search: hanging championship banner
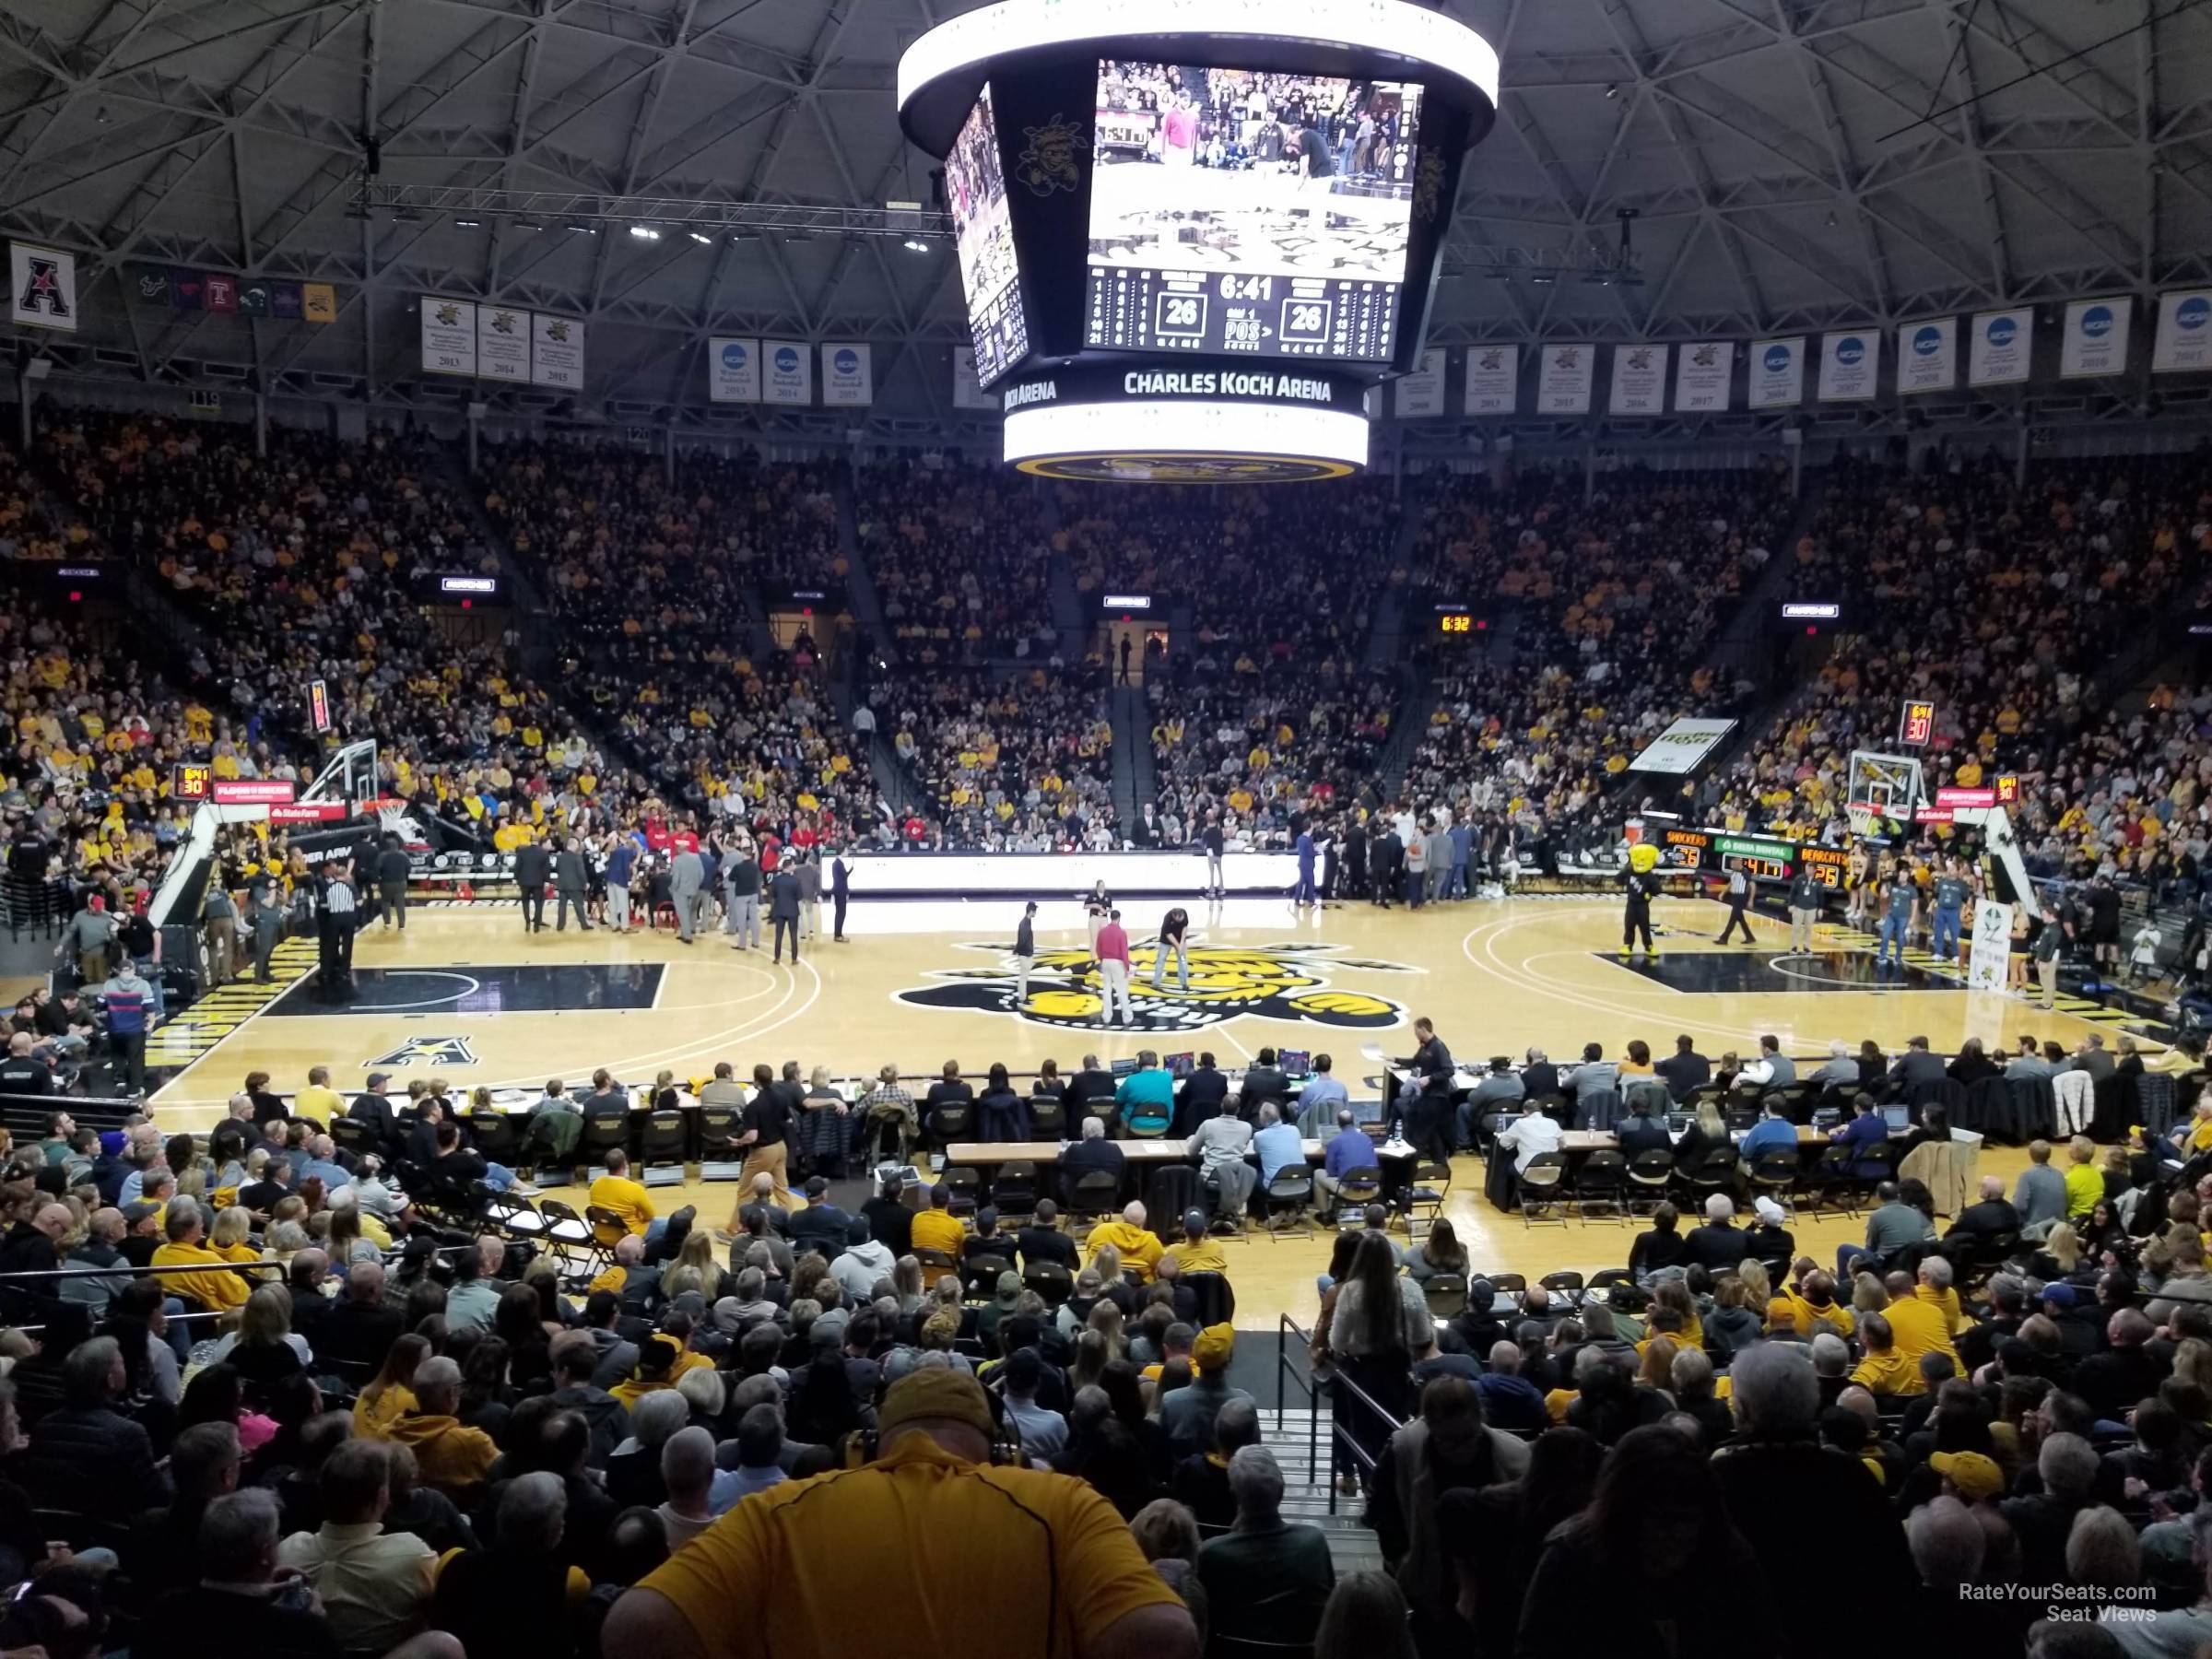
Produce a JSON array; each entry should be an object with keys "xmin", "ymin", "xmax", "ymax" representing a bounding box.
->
[
  {"xmin": 821, "ymin": 342, "xmax": 873, "ymax": 406},
  {"xmin": 476, "ymin": 304, "xmax": 529, "ymax": 382},
  {"xmin": 1897, "ymin": 317, "xmax": 1956, "ymax": 394},
  {"xmin": 763, "ymin": 339, "xmax": 812, "ymax": 405},
  {"xmin": 1394, "ymin": 348, "xmax": 1447, "ymax": 418},
  {"xmin": 1535, "ymin": 344, "xmax": 1593, "ymax": 414},
  {"xmin": 1748, "ymin": 337, "xmax": 1803, "ymax": 407},
  {"xmin": 709, "ymin": 337, "xmax": 761, "ymax": 403},
  {"xmin": 2060, "ymin": 298, "xmax": 2129, "ymax": 378},
  {"xmin": 9, "ymin": 243, "xmax": 77, "ymax": 333},
  {"xmin": 1818, "ymin": 329, "xmax": 1878, "ymax": 400},
  {"xmin": 530, "ymin": 312, "xmax": 585, "ymax": 390},
  {"xmin": 1968, "ymin": 307, "xmax": 2033, "ymax": 386},
  {"xmin": 1463, "ymin": 345, "xmax": 1517, "ymax": 415},
  {"xmin": 1608, "ymin": 343, "xmax": 1668, "ymax": 415},
  {"xmin": 952, "ymin": 347, "xmax": 995, "ymax": 411},
  {"xmin": 1673, "ymin": 341, "xmax": 1732, "ymax": 412},
  {"xmin": 419, "ymin": 297, "xmax": 477, "ymax": 376},
  {"xmin": 2152, "ymin": 289, "xmax": 2212, "ymax": 374}
]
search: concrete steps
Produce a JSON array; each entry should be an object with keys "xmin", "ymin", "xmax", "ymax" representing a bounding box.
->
[{"xmin": 1254, "ymin": 1406, "xmax": 1385, "ymax": 1572}]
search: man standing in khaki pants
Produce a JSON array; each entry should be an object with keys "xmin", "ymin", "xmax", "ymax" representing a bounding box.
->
[
  {"xmin": 734, "ymin": 1061, "xmax": 795, "ymax": 1205},
  {"xmin": 2032, "ymin": 905, "xmax": 2065, "ymax": 1009},
  {"xmin": 1785, "ymin": 867, "xmax": 1821, "ymax": 956}
]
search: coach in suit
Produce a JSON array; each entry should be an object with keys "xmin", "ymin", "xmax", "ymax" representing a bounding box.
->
[
  {"xmin": 514, "ymin": 839, "xmax": 552, "ymax": 933},
  {"xmin": 555, "ymin": 838, "xmax": 593, "ymax": 932},
  {"xmin": 769, "ymin": 866, "xmax": 803, "ymax": 965},
  {"xmin": 671, "ymin": 848, "xmax": 706, "ymax": 943}
]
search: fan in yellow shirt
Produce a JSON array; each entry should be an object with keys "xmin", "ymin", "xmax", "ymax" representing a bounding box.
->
[{"xmin": 1085, "ymin": 1206, "xmax": 1165, "ymax": 1284}]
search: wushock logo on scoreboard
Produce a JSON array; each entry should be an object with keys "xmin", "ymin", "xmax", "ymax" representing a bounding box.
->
[{"xmin": 896, "ymin": 941, "xmax": 1419, "ymax": 1033}]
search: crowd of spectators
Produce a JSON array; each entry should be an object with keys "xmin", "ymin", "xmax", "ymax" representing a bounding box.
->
[
  {"xmin": 477, "ymin": 438, "xmax": 875, "ymax": 842},
  {"xmin": 853, "ymin": 456, "xmax": 1058, "ymax": 664},
  {"xmin": 33, "ymin": 414, "xmax": 606, "ymax": 848},
  {"xmin": 1147, "ymin": 669, "xmax": 1397, "ymax": 847},
  {"xmin": 872, "ymin": 665, "xmax": 1118, "ymax": 850},
  {"xmin": 1701, "ymin": 452, "xmax": 2212, "ymax": 865},
  {"xmin": 1396, "ymin": 463, "xmax": 1785, "ymax": 853}
]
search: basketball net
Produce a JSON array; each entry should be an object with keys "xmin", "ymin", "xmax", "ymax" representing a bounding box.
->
[{"xmin": 1845, "ymin": 801, "xmax": 1879, "ymax": 841}]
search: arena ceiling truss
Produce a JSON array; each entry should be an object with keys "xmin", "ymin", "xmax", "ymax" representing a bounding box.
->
[{"xmin": 0, "ymin": 0, "xmax": 2207, "ymax": 428}]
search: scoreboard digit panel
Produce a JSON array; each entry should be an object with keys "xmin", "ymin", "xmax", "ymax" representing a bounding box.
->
[
  {"xmin": 1797, "ymin": 845, "xmax": 1850, "ymax": 888},
  {"xmin": 1661, "ymin": 828, "xmax": 1712, "ymax": 871},
  {"xmin": 1898, "ymin": 699, "xmax": 1936, "ymax": 747}
]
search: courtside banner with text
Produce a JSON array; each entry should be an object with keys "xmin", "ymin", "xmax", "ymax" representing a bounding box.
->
[{"xmin": 1629, "ymin": 717, "xmax": 1739, "ymax": 774}]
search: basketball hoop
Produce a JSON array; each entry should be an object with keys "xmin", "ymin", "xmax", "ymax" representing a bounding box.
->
[{"xmin": 1846, "ymin": 801, "xmax": 1879, "ymax": 841}]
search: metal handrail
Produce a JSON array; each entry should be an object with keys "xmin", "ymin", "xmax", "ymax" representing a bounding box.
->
[{"xmin": 1275, "ymin": 1312, "xmax": 1328, "ymax": 1513}]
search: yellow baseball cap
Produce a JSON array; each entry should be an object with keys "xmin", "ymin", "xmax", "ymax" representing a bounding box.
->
[
  {"xmin": 1931, "ymin": 1451, "xmax": 2004, "ymax": 1501},
  {"xmin": 1192, "ymin": 1324, "xmax": 1236, "ymax": 1371},
  {"xmin": 878, "ymin": 1368, "xmax": 995, "ymax": 1441}
]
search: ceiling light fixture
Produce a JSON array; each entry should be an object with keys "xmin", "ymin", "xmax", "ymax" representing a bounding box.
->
[
  {"xmin": 1604, "ymin": 83, "xmax": 1619, "ymax": 99},
  {"xmin": 567, "ymin": 222, "xmax": 596, "ymax": 234},
  {"xmin": 454, "ymin": 217, "xmax": 483, "ymax": 228},
  {"xmin": 688, "ymin": 230, "xmax": 712, "ymax": 244},
  {"xmin": 629, "ymin": 224, "xmax": 662, "ymax": 241},
  {"xmin": 902, "ymin": 237, "xmax": 930, "ymax": 253}
]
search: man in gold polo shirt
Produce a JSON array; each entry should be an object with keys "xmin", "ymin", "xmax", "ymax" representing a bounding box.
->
[
  {"xmin": 605, "ymin": 1370, "xmax": 1195, "ymax": 1659},
  {"xmin": 1084, "ymin": 1202, "xmax": 1165, "ymax": 1284}
]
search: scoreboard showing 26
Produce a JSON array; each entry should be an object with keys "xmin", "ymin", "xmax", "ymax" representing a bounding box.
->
[{"xmin": 1087, "ymin": 269, "xmax": 1394, "ymax": 358}]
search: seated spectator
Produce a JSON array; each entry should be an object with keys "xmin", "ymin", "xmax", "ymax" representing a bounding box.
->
[
  {"xmin": 20, "ymin": 1335, "xmax": 168, "ymax": 1521},
  {"xmin": 382, "ymin": 1357, "xmax": 497, "ymax": 1501},
  {"xmin": 1194, "ymin": 1447, "xmax": 1334, "ymax": 1649},
  {"xmin": 430, "ymin": 1470, "xmax": 592, "ymax": 1657},
  {"xmin": 140, "ymin": 1488, "xmax": 345, "ymax": 1659},
  {"xmin": 276, "ymin": 1439, "xmax": 437, "ymax": 1653}
]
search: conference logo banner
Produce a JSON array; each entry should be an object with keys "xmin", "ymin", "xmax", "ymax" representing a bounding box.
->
[
  {"xmin": 708, "ymin": 337, "xmax": 761, "ymax": 403},
  {"xmin": 1818, "ymin": 329, "xmax": 1879, "ymax": 400},
  {"xmin": 419, "ymin": 296, "xmax": 477, "ymax": 376},
  {"xmin": 9, "ymin": 243, "xmax": 76, "ymax": 333},
  {"xmin": 763, "ymin": 339, "xmax": 812, "ymax": 405},
  {"xmin": 530, "ymin": 312, "xmax": 585, "ymax": 390},
  {"xmin": 1536, "ymin": 344, "xmax": 1594, "ymax": 414},
  {"xmin": 952, "ymin": 347, "xmax": 995, "ymax": 410},
  {"xmin": 130, "ymin": 264, "xmax": 334, "ymax": 323},
  {"xmin": 821, "ymin": 342, "xmax": 873, "ymax": 406},
  {"xmin": 476, "ymin": 304, "xmax": 529, "ymax": 382},
  {"xmin": 1608, "ymin": 343, "xmax": 1668, "ymax": 416},
  {"xmin": 1673, "ymin": 341, "xmax": 1732, "ymax": 412},
  {"xmin": 1394, "ymin": 347, "xmax": 1447, "ymax": 418},
  {"xmin": 2153, "ymin": 288, "xmax": 2212, "ymax": 374},
  {"xmin": 1628, "ymin": 716, "xmax": 1739, "ymax": 775},
  {"xmin": 1748, "ymin": 337, "xmax": 1803, "ymax": 407},
  {"xmin": 1463, "ymin": 344, "xmax": 1518, "ymax": 415},
  {"xmin": 2061, "ymin": 298, "xmax": 2129, "ymax": 378},
  {"xmin": 1968, "ymin": 307, "xmax": 2033, "ymax": 386},
  {"xmin": 1897, "ymin": 317, "xmax": 1956, "ymax": 394}
]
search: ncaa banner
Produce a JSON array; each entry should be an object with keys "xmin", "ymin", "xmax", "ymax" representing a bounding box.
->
[
  {"xmin": 1748, "ymin": 337, "xmax": 1803, "ymax": 407},
  {"xmin": 530, "ymin": 312, "xmax": 585, "ymax": 390},
  {"xmin": 1535, "ymin": 344, "xmax": 1594, "ymax": 414},
  {"xmin": 419, "ymin": 296, "xmax": 477, "ymax": 376},
  {"xmin": 708, "ymin": 337, "xmax": 761, "ymax": 402},
  {"xmin": 1394, "ymin": 347, "xmax": 1447, "ymax": 418},
  {"xmin": 763, "ymin": 339, "xmax": 812, "ymax": 405},
  {"xmin": 1673, "ymin": 341, "xmax": 1732, "ymax": 413},
  {"xmin": 1628, "ymin": 717, "xmax": 1739, "ymax": 775},
  {"xmin": 1968, "ymin": 307, "xmax": 2033, "ymax": 386},
  {"xmin": 1463, "ymin": 344, "xmax": 1517, "ymax": 415},
  {"xmin": 2060, "ymin": 298, "xmax": 2129, "ymax": 378},
  {"xmin": 821, "ymin": 342, "xmax": 873, "ymax": 406},
  {"xmin": 952, "ymin": 347, "xmax": 995, "ymax": 411},
  {"xmin": 9, "ymin": 243, "xmax": 77, "ymax": 333},
  {"xmin": 2152, "ymin": 289, "xmax": 2212, "ymax": 374},
  {"xmin": 476, "ymin": 304, "xmax": 529, "ymax": 382},
  {"xmin": 1896, "ymin": 317, "xmax": 1956, "ymax": 394},
  {"xmin": 1608, "ymin": 342, "xmax": 1668, "ymax": 415},
  {"xmin": 1818, "ymin": 329, "xmax": 1879, "ymax": 400}
]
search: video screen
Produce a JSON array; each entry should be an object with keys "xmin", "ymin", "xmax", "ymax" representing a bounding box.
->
[
  {"xmin": 1086, "ymin": 61, "xmax": 1424, "ymax": 361},
  {"xmin": 947, "ymin": 83, "xmax": 1029, "ymax": 388}
]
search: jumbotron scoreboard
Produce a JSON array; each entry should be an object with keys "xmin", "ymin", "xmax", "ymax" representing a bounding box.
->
[{"xmin": 898, "ymin": 0, "xmax": 1500, "ymax": 480}]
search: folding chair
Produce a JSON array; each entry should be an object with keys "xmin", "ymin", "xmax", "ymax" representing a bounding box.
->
[
  {"xmin": 1625, "ymin": 1148, "xmax": 1675, "ymax": 1217},
  {"xmin": 1748, "ymin": 1148, "xmax": 1802, "ymax": 1217},
  {"xmin": 961, "ymin": 1252, "xmax": 1014, "ymax": 1303},
  {"xmin": 1331, "ymin": 1164, "xmax": 1382, "ymax": 1226},
  {"xmin": 939, "ymin": 1166, "xmax": 984, "ymax": 1217},
  {"xmin": 1404, "ymin": 1160, "xmax": 1452, "ymax": 1230},
  {"xmin": 1023, "ymin": 1261, "xmax": 1075, "ymax": 1308},
  {"xmin": 1423, "ymin": 1273, "xmax": 1469, "ymax": 1321},
  {"xmin": 1540, "ymin": 1269, "xmax": 1585, "ymax": 1307},
  {"xmin": 1518, "ymin": 1151, "xmax": 1568, "ymax": 1226},
  {"xmin": 536, "ymin": 1198, "xmax": 606, "ymax": 1278},
  {"xmin": 1571, "ymin": 1150, "xmax": 1627, "ymax": 1224},
  {"xmin": 1263, "ymin": 1170, "xmax": 1315, "ymax": 1240},
  {"xmin": 1068, "ymin": 1170, "xmax": 1122, "ymax": 1234}
]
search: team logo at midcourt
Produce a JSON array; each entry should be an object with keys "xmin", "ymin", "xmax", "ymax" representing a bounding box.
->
[
  {"xmin": 896, "ymin": 941, "xmax": 1418, "ymax": 1032},
  {"xmin": 365, "ymin": 1035, "xmax": 480, "ymax": 1068}
]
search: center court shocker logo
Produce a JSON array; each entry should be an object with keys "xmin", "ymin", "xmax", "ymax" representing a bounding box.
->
[
  {"xmin": 366, "ymin": 1035, "xmax": 479, "ymax": 1068},
  {"xmin": 896, "ymin": 941, "xmax": 1418, "ymax": 1033}
]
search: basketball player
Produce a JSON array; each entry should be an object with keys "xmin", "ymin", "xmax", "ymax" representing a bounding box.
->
[
  {"xmin": 1622, "ymin": 862, "xmax": 1659, "ymax": 959},
  {"xmin": 1153, "ymin": 906, "xmax": 1192, "ymax": 993},
  {"xmin": 1715, "ymin": 862, "xmax": 1756, "ymax": 946}
]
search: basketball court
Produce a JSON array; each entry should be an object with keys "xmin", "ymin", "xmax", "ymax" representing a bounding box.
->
[
  {"xmin": 135, "ymin": 888, "xmax": 2146, "ymax": 1326},
  {"xmin": 147, "ymin": 889, "xmax": 2154, "ymax": 1121}
]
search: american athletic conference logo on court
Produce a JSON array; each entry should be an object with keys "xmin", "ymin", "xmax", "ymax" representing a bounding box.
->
[{"xmin": 895, "ymin": 941, "xmax": 1419, "ymax": 1033}]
